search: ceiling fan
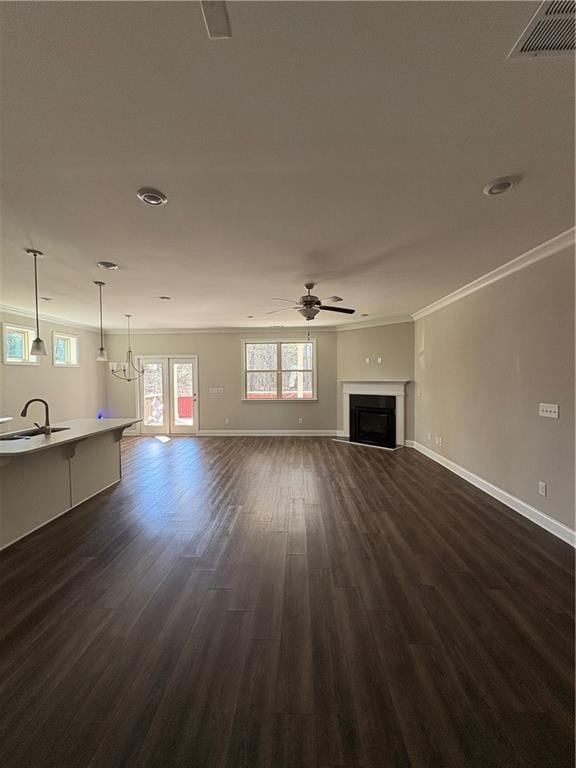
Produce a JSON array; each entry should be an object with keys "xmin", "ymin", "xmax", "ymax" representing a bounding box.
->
[{"xmin": 265, "ymin": 283, "xmax": 356, "ymax": 322}]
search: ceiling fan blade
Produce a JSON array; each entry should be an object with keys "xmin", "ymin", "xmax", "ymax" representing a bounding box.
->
[
  {"xmin": 264, "ymin": 307, "xmax": 298, "ymax": 315},
  {"xmin": 200, "ymin": 1, "xmax": 232, "ymax": 39},
  {"xmin": 320, "ymin": 296, "xmax": 343, "ymax": 303},
  {"xmin": 270, "ymin": 298, "xmax": 299, "ymax": 304},
  {"xmin": 318, "ymin": 305, "xmax": 356, "ymax": 314}
]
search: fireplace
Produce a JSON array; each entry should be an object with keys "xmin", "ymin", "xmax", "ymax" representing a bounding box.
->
[{"xmin": 349, "ymin": 394, "xmax": 396, "ymax": 448}]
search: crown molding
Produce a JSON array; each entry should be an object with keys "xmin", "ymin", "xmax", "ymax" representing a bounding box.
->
[
  {"xmin": 335, "ymin": 315, "xmax": 413, "ymax": 332},
  {"xmin": 0, "ymin": 304, "xmax": 100, "ymax": 333},
  {"xmin": 103, "ymin": 325, "xmax": 338, "ymax": 335},
  {"xmin": 412, "ymin": 226, "xmax": 575, "ymax": 321},
  {"xmin": 103, "ymin": 316, "xmax": 414, "ymax": 335}
]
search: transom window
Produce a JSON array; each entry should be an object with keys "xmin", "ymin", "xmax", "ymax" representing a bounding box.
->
[
  {"xmin": 244, "ymin": 341, "xmax": 316, "ymax": 400},
  {"xmin": 2, "ymin": 324, "xmax": 38, "ymax": 365},
  {"xmin": 52, "ymin": 332, "xmax": 79, "ymax": 367}
]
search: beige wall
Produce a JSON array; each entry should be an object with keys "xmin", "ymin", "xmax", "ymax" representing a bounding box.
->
[
  {"xmin": 104, "ymin": 329, "xmax": 337, "ymax": 431},
  {"xmin": 336, "ymin": 322, "xmax": 415, "ymax": 438},
  {"xmin": 0, "ymin": 311, "xmax": 106, "ymax": 431},
  {"xmin": 414, "ymin": 249, "xmax": 575, "ymax": 529}
]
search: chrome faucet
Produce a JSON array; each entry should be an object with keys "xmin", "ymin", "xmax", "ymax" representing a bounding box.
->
[{"xmin": 20, "ymin": 398, "xmax": 51, "ymax": 436}]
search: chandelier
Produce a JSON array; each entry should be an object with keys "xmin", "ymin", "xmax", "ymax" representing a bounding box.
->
[{"xmin": 110, "ymin": 314, "xmax": 144, "ymax": 382}]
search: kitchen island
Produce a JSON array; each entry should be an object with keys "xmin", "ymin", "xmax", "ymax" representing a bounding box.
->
[{"xmin": 0, "ymin": 418, "xmax": 140, "ymax": 549}]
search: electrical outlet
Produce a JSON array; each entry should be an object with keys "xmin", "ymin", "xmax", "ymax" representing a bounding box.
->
[
  {"xmin": 298, "ymin": 417, "xmax": 303, "ymax": 424},
  {"xmin": 538, "ymin": 481, "xmax": 547, "ymax": 497},
  {"xmin": 224, "ymin": 417, "xmax": 230, "ymax": 425},
  {"xmin": 438, "ymin": 436, "xmax": 443, "ymax": 447},
  {"xmin": 427, "ymin": 432, "xmax": 432, "ymax": 442},
  {"xmin": 539, "ymin": 403, "xmax": 559, "ymax": 419}
]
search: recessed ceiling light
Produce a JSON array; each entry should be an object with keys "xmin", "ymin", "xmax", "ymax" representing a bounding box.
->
[
  {"xmin": 361, "ymin": 313, "xmax": 369, "ymax": 317},
  {"xmin": 157, "ymin": 296, "xmax": 172, "ymax": 302},
  {"xmin": 40, "ymin": 296, "xmax": 53, "ymax": 302},
  {"xmin": 246, "ymin": 315, "xmax": 255, "ymax": 319},
  {"xmin": 482, "ymin": 176, "xmax": 519, "ymax": 196},
  {"xmin": 97, "ymin": 261, "xmax": 119, "ymax": 270},
  {"xmin": 137, "ymin": 187, "xmax": 168, "ymax": 206}
]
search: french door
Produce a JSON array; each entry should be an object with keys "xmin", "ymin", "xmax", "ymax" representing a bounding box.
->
[{"xmin": 138, "ymin": 357, "xmax": 198, "ymax": 435}]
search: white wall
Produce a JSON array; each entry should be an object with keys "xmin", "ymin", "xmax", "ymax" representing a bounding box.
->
[{"xmin": 0, "ymin": 311, "xmax": 106, "ymax": 431}]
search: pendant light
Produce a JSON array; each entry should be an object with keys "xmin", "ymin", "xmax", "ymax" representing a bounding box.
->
[
  {"xmin": 26, "ymin": 249, "xmax": 47, "ymax": 356},
  {"xmin": 110, "ymin": 314, "xmax": 144, "ymax": 382},
  {"xmin": 94, "ymin": 281, "xmax": 108, "ymax": 362}
]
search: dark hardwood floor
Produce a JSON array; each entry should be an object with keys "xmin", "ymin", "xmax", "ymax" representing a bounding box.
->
[{"xmin": 0, "ymin": 436, "xmax": 573, "ymax": 767}]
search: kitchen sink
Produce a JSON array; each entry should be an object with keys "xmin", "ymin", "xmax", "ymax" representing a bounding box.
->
[{"xmin": 0, "ymin": 427, "xmax": 70, "ymax": 441}]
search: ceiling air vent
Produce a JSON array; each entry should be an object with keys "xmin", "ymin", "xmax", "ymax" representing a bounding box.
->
[{"xmin": 508, "ymin": 0, "xmax": 575, "ymax": 58}]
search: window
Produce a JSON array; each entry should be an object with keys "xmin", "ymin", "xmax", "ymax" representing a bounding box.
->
[
  {"xmin": 2, "ymin": 324, "xmax": 38, "ymax": 365},
  {"xmin": 244, "ymin": 341, "xmax": 316, "ymax": 400},
  {"xmin": 52, "ymin": 332, "xmax": 79, "ymax": 367}
]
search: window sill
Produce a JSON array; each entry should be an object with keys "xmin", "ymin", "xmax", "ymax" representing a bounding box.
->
[
  {"xmin": 242, "ymin": 398, "xmax": 318, "ymax": 403},
  {"xmin": 3, "ymin": 360, "xmax": 40, "ymax": 366}
]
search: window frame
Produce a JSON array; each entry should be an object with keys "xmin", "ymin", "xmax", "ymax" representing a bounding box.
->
[
  {"xmin": 242, "ymin": 339, "xmax": 317, "ymax": 402},
  {"xmin": 2, "ymin": 323, "xmax": 39, "ymax": 366},
  {"xmin": 52, "ymin": 331, "xmax": 79, "ymax": 368}
]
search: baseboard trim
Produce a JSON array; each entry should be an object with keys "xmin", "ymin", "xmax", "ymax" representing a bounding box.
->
[
  {"xmin": 408, "ymin": 441, "xmax": 575, "ymax": 547},
  {"xmin": 197, "ymin": 429, "xmax": 338, "ymax": 437}
]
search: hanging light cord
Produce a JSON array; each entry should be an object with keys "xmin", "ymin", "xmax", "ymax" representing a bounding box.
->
[
  {"xmin": 110, "ymin": 314, "xmax": 144, "ymax": 381},
  {"xmin": 98, "ymin": 283, "xmax": 104, "ymax": 350},
  {"xmin": 33, "ymin": 252, "xmax": 40, "ymax": 338}
]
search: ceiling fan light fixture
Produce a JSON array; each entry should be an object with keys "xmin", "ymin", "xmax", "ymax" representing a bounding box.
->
[{"xmin": 298, "ymin": 306, "xmax": 320, "ymax": 321}]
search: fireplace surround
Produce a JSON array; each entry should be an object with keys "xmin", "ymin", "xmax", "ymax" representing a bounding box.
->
[{"xmin": 339, "ymin": 380, "xmax": 407, "ymax": 449}]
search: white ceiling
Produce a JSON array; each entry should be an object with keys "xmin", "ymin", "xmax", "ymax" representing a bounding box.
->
[{"xmin": 1, "ymin": 1, "xmax": 574, "ymax": 330}]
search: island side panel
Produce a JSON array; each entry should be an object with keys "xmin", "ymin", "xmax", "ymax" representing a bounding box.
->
[
  {"xmin": 69, "ymin": 431, "xmax": 122, "ymax": 507},
  {"xmin": 0, "ymin": 449, "xmax": 71, "ymax": 549}
]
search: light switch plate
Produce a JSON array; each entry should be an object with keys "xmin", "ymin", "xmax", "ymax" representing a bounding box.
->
[
  {"xmin": 539, "ymin": 403, "xmax": 559, "ymax": 419},
  {"xmin": 538, "ymin": 481, "xmax": 547, "ymax": 497},
  {"xmin": 365, "ymin": 357, "xmax": 370, "ymax": 365}
]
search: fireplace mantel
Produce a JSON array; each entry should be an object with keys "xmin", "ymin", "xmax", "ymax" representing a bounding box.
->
[{"xmin": 339, "ymin": 380, "xmax": 408, "ymax": 445}]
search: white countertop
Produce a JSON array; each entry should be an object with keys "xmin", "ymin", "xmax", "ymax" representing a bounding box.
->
[{"xmin": 0, "ymin": 418, "xmax": 140, "ymax": 457}]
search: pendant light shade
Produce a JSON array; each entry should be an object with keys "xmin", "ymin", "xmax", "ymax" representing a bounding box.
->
[
  {"xmin": 30, "ymin": 337, "xmax": 47, "ymax": 356},
  {"xmin": 26, "ymin": 249, "xmax": 47, "ymax": 356},
  {"xmin": 94, "ymin": 280, "xmax": 108, "ymax": 362}
]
